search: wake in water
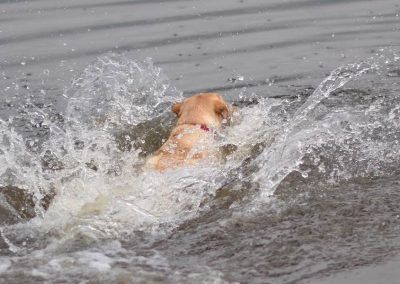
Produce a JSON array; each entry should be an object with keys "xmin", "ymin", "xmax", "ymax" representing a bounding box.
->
[{"xmin": 0, "ymin": 49, "xmax": 400, "ymax": 282}]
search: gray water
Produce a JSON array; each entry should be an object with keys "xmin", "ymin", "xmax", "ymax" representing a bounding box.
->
[{"xmin": 0, "ymin": 0, "xmax": 400, "ymax": 283}]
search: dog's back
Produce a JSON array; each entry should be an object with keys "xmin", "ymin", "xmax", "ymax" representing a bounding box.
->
[{"xmin": 146, "ymin": 93, "xmax": 231, "ymax": 171}]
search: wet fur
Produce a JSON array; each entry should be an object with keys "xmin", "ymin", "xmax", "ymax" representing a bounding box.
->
[{"xmin": 146, "ymin": 93, "xmax": 231, "ymax": 171}]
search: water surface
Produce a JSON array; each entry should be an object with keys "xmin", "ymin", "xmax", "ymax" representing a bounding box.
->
[{"xmin": 0, "ymin": 0, "xmax": 400, "ymax": 283}]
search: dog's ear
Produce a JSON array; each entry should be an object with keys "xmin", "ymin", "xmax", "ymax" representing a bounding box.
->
[
  {"xmin": 172, "ymin": 102, "xmax": 182, "ymax": 116},
  {"xmin": 214, "ymin": 100, "xmax": 230, "ymax": 119}
]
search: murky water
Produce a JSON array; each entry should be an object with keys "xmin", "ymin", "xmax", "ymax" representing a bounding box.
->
[{"xmin": 1, "ymin": 0, "xmax": 400, "ymax": 283}]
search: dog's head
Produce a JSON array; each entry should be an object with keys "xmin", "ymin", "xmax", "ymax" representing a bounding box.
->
[{"xmin": 172, "ymin": 93, "xmax": 231, "ymax": 128}]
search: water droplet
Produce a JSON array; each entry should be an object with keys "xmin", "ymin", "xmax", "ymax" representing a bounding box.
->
[{"xmin": 228, "ymin": 75, "xmax": 244, "ymax": 83}]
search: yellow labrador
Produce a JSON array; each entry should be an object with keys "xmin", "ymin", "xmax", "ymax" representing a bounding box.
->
[{"xmin": 146, "ymin": 93, "xmax": 231, "ymax": 171}]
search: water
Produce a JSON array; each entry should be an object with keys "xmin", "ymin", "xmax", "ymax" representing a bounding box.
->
[
  {"xmin": 1, "ymin": 0, "xmax": 400, "ymax": 283},
  {"xmin": 0, "ymin": 49, "xmax": 399, "ymax": 283}
]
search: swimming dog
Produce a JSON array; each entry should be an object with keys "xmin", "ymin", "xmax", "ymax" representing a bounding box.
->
[{"xmin": 146, "ymin": 93, "xmax": 231, "ymax": 171}]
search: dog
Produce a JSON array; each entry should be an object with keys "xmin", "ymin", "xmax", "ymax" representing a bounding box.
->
[{"xmin": 146, "ymin": 92, "xmax": 232, "ymax": 171}]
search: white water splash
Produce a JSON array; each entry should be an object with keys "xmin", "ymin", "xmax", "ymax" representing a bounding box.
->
[
  {"xmin": 251, "ymin": 51, "xmax": 400, "ymax": 199},
  {"xmin": 0, "ymin": 51, "xmax": 399, "ymax": 252}
]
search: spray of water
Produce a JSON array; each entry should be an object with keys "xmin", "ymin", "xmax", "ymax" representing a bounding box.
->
[
  {"xmin": 251, "ymin": 49, "xmax": 400, "ymax": 200},
  {"xmin": 0, "ymin": 50, "xmax": 399, "ymax": 255}
]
